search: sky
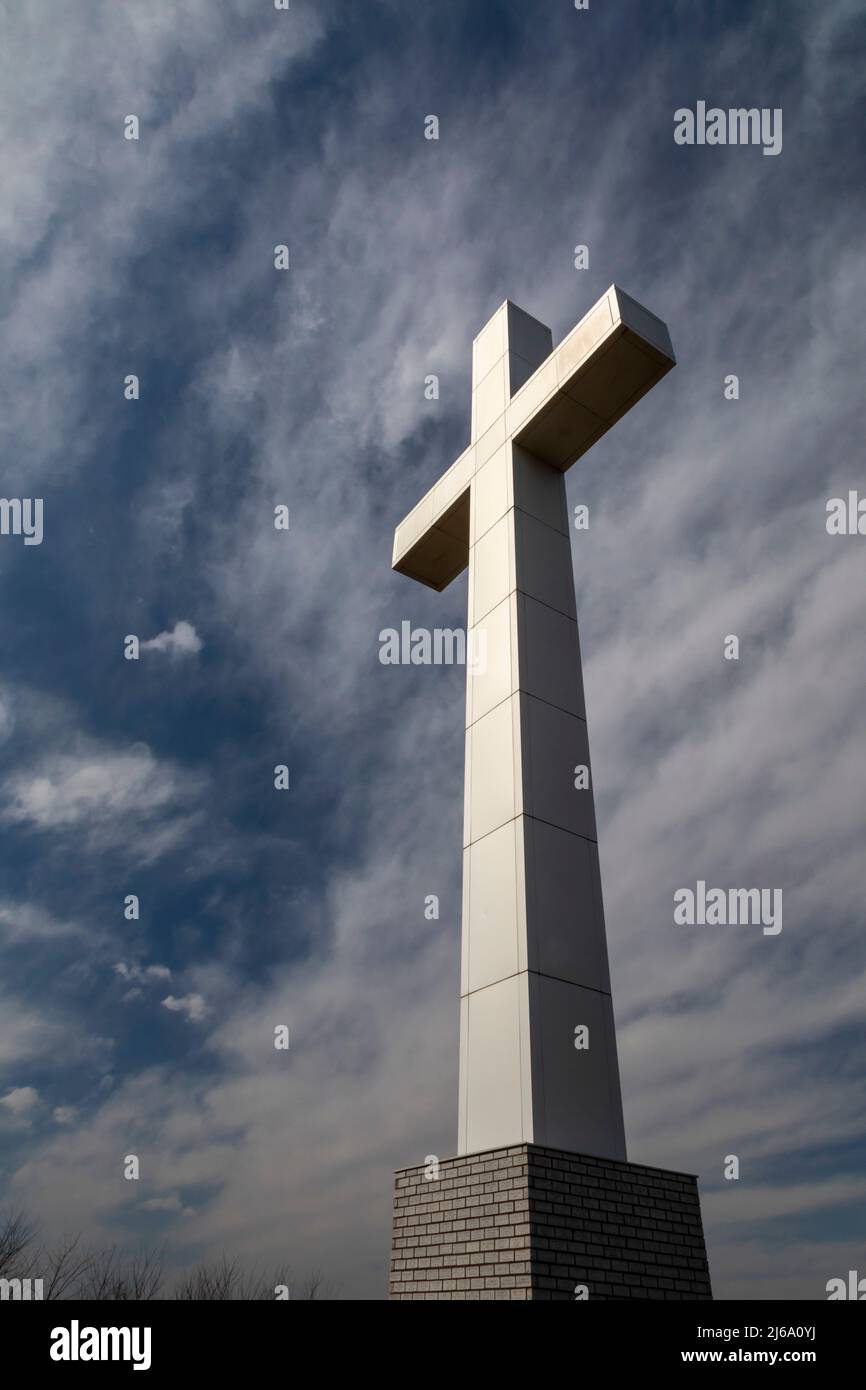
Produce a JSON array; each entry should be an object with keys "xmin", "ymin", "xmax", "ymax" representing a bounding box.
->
[{"xmin": 0, "ymin": 0, "xmax": 864, "ymax": 1300}]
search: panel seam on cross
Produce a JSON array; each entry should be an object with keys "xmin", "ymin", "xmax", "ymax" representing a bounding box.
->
[
  {"xmin": 465, "ymin": 686, "xmax": 587, "ymax": 732},
  {"xmin": 472, "ymin": 347, "xmax": 544, "ymax": 397},
  {"xmin": 460, "ymin": 969, "xmax": 614, "ymax": 1001},
  {"xmin": 464, "ymin": 812, "xmax": 598, "ymax": 852},
  {"xmin": 472, "ymin": 500, "xmax": 570, "ymax": 551},
  {"xmin": 471, "ymin": 581, "xmax": 577, "ymax": 628}
]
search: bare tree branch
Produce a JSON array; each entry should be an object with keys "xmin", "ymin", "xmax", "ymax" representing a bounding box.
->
[
  {"xmin": 0, "ymin": 1211, "xmax": 336, "ymax": 1299},
  {"xmin": 0, "ymin": 1210, "xmax": 36, "ymax": 1278}
]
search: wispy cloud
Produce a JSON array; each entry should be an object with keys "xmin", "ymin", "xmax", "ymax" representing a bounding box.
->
[
  {"xmin": 114, "ymin": 962, "xmax": 172, "ymax": 985},
  {"xmin": 1, "ymin": 743, "xmax": 205, "ymax": 862},
  {"xmin": 0, "ymin": 0, "xmax": 863, "ymax": 1301}
]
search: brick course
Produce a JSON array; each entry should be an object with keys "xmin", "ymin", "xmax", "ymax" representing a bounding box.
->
[{"xmin": 390, "ymin": 1144, "xmax": 712, "ymax": 1301}]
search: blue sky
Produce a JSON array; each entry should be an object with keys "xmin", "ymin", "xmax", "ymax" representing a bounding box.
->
[{"xmin": 0, "ymin": 0, "xmax": 865, "ymax": 1298}]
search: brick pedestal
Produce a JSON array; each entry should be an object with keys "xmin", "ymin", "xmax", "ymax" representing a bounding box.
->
[{"xmin": 390, "ymin": 1144, "xmax": 712, "ymax": 1301}]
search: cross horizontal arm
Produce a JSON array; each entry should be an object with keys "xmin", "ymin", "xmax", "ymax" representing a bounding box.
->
[
  {"xmin": 508, "ymin": 285, "xmax": 675, "ymax": 467},
  {"xmin": 390, "ymin": 444, "xmax": 474, "ymax": 592},
  {"xmin": 391, "ymin": 285, "xmax": 674, "ymax": 591}
]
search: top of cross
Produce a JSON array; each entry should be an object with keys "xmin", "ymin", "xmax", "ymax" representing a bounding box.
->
[{"xmin": 392, "ymin": 285, "xmax": 675, "ymax": 591}]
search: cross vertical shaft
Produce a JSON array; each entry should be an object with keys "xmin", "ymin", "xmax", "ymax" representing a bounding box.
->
[
  {"xmin": 392, "ymin": 286, "xmax": 676, "ymax": 1161},
  {"xmin": 460, "ymin": 301, "xmax": 625, "ymax": 1158}
]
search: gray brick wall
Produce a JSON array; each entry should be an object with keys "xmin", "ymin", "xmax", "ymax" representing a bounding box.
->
[{"xmin": 390, "ymin": 1144, "xmax": 712, "ymax": 1301}]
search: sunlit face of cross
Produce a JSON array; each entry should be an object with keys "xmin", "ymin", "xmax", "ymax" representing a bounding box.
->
[{"xmin": 392, "ymin": 288, "xmax": 675, "ymax": 1159}]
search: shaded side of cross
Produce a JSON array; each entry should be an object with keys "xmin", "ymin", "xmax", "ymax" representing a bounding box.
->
[{"xmin": 392, "ymin": 287, "xmax": 675, "ymax": 1159}]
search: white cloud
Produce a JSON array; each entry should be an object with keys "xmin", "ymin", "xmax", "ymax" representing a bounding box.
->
[
  {"xmin": 0, "ymin": 900, "xmax": 88, "ymax": 945},
  {"xmin": 0, "ymin": 690, "xmax": 14, "ymax": 743},
  {"xmin": 140, "ymin": 621, "xmax": 203, "ymax": 658},
  {"xmin": 0, "ymin": 987, "xmax": 108, "ymax": 1073},
  {"xmin": 4, "ymin": 747, "xmax": 183, "ymax": 828},
  {"xmin": 1, "ymin": 1085, "xmax": 39, "ymax": 1115},
  {"xmin": 161, "ymin": 994, "xmax": 207, "ymax": 1024},
  {"xmin": 1, "ymin": 742, "xmax": 205, "ymax": 863},
  {"xmin": 140, "ymin": 1193, "xmax": 184, "ymax": 1213},
  {"xmin": 114, "ymin": 962, "xmax": 172, "ymax": 985}
]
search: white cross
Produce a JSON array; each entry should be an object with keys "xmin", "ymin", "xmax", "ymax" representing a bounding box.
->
[{"xmin": 392, "ymin": 287, "xmax": 675, "ymax": 1157}]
